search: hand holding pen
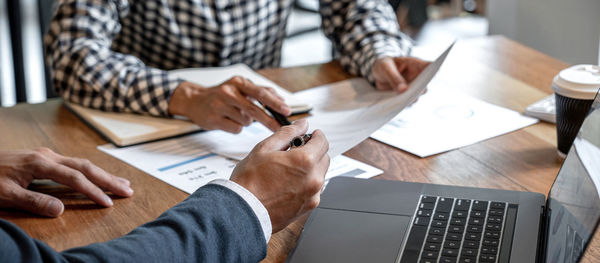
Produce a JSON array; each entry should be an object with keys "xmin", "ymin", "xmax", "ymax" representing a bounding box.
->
[
  {"xmin": 169, "ymin": 77, "xmax": 291, "ymax": 134},
  {"xmin": 230, "ymin": 119, "xmax": 329, "ymax": 232},
  {"xmin": 265, "ymin": 106, "xmax": 312, "ymax": 149}
]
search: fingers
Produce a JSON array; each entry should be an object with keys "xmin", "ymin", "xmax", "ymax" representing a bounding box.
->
[
  {"xmin": 256, "ymin": 119, "xmax": 309, "ymax": 151},
  {"xmin": 36, "ymin": 161, "xmax": 114, "ymax": 207},
  {"xmin": 58, "ymin": 156, "xmax": 134, "ymax": 197},
  {"xmin": 219, "ymin": 103, "xmax": 253, "ymax": 127},
  {"xmin": 374, "ymin": 57, "xmax": 431, "ymax": 93},
  {"xmin": 304, "ymin": 195, "xmax": 321, "ymax": 213},
  {"xmin": 0, "ymin": 148, "xmax": 133, "ymax": 216},
  {"xmin": 293, "ymin": 129, "xmax": 329, "ymax": 161},
  {"xmin": 301, "ymin": 152, "xmax": 330, "ymax": 213},
  {"xmin": 217, "ymin": 117, "xmax": 244, "ymax": 134},
  {"xmin": 395, "ymin": 57, "xmax": 431, "ymax": 83},
  {"xmin": 234, "ymin": 98, "xmax": 280, "ymax": 132},
  {"xmin": 218, "ymin": 82, "xmax": 281, "ymax": 131},
  {"xmin": 375, "ymin": 58, "xmax": 409, "ymax": 93},
  {"xmin": 229, "ymin": 76, "xmax": 291, "ymax": 116},
  {"xmin": 6, "ymin": 186, "xmax": 64, "ymax": 217},
  {"xmin": 267, "ymin": 87, "xmax": 286, "ymax": 102},
  {"xmin": 217, "ymin": 76, "xmax": 292, "ymax": 132},
  {"xmin": 315, "ymin": 151, "xmax": 331, "ymax": 181}
]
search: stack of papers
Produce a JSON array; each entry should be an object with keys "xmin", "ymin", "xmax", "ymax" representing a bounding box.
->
[{"xmin": 98, "ymin": 44, "xmax": 455, "ymax": 193}]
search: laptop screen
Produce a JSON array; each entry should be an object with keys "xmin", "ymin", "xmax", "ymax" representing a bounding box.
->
[{"xmin": 545, "ymin": 92, "xmax": 600, "ymax": 263}]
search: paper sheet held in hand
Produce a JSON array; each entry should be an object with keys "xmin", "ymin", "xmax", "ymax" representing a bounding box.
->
[{"xmin": 199, "ymin": 43, "xmax": 454, "ymax": 160}]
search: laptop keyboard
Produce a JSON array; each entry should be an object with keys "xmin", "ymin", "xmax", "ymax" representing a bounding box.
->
[{"xmin": 400, "ymin": 195, "xmax": 517, "ymax": 263}]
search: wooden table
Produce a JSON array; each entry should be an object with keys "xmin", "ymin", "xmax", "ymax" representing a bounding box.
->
[{"xmin": 1, "ymin": 35, "xmax": 598, "ymax": 262}]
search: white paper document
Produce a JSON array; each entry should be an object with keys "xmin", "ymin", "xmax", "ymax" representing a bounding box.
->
[
  {"xmin": 186, "ymin": 123, "xmax": 273, "ymax": 160},
  {"xmin": 98, "ymin": 138, "xmax": 382, "ymax": 194},
  {"xmin": 370, "ymin": 90, "xmax": 539, "ymax": 157},
  {"xmin": 301, "ymin": 43, "xmax": 453, "ymax": 157},
  {"xmin": 171, "ymin": 64, "xmax": 311, "ymax": 114},
  {"xmin": 99, "ymin": 136, "xmax": 238, "ymax": 194},
  {"xmin": 325, "ymin": 155, "xmax": 383, "ymax": 180},
  {"xmin": 196, "ymin": 44, "xmax": 454, "ymax": 160}
]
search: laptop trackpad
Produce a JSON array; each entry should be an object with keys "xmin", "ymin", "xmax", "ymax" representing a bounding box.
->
[{"xmin": 289, "ymin": 208, "xmax": 410, "ymax": 263}]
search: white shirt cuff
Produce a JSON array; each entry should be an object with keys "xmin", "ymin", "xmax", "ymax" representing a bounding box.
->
[{"xmin": 208, "ymin": 179, "xmax": 272, "ymax": 243}]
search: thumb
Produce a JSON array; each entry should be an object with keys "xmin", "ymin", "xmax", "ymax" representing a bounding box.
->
[
  {"xmin": 10, "ymin": 188, "xmax": 64, "ymax": 217},
  {"xmin": 256, "ymin": 119, "xmax": 309, "ymax": 151},
  {"xmin": 376, "ymin": 58, "xmax": 408, "ymax": 93}
]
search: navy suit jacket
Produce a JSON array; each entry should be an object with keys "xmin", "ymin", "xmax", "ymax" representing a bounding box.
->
[{"xmin": 0, "ymin": 184, "xmax": 267, "ymax": 262}]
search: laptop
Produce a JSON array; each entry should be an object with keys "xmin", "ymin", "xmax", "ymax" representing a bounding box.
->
[{"xmin": 287, "ymin": 93, "xmax": 600, "ymax": 263}]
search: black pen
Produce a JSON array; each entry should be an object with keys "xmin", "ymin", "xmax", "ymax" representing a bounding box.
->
[
  {"xmin": 290, "ymin": 134, "xmax": 312, "ymax": 148},
  {"xmin": 265, "ymin": 105, "xmax": 291, "ymax": 126},
  {"xmin": 264, "ymin": 105, "xmax": 311, "ymax": 149}
]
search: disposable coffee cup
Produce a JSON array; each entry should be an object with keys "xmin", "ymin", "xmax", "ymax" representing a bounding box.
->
[{"xmin": 552, "ymin": 64, "xmax": 600, "ymax": 157}]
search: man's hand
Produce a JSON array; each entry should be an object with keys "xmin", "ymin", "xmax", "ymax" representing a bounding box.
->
[
  {"xmin": 168, "ymin": 76, "xmax": 292, "ymax": 133},
  {"xmin": 0, "ymin": 148, "xmax": 134, "ymax": 217},
  {"xmin": 372, "ymin": 57, "xmax": 430, "ymax": 93},
  {"xmin": 230, "ymin": 119, "xmax": 330, "ymax": 233}
]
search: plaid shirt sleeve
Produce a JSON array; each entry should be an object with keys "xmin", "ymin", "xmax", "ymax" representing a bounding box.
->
[
  {"xmin": 44, "ymin": 0, "xmax": 181, "ymax": 117},
  {"xmin": 319, "ymin": 0, "xmax": 409, "ymax": 84}
]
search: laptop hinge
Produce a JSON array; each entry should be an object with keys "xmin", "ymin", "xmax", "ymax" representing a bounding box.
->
[{"xmin": 536, "ymin": 206, "xmax": 550, "ymax": 263}]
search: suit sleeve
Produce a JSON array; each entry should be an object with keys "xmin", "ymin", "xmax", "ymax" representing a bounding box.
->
[
  {"xmin": 0, "ymin": 184, "xmax": 267, "ymax": 263},
  {"xmin": 319, "ymin": 0, "xmax": 409, "ymax": 84},
  {"xmin": 44, "ymin": 0, "xmax": 180, "ymax": 116}
]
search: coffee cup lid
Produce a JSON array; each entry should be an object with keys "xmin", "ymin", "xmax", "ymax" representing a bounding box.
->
[{"xmin": 552, "ymin": 64, "xmax": 600, "ymax": 100}]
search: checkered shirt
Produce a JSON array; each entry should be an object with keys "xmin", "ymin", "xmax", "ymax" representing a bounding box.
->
[{"xmin": 44, "ymin": 0, "xmax": 407, "ymax": 116}]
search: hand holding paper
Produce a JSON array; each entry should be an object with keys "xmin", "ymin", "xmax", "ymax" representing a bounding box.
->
[
  {"xmin": 372, "ymin": 56, "xmax": 431, "ymax": 92},
  {"xmin": 200, "ymin": 43, "xmax": 454, "ymax": 159}
]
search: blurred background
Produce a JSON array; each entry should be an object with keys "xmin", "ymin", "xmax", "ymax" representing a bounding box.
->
[{"xmin": 1, "ymin": 0, "xmax": 599, "ymax": 107}]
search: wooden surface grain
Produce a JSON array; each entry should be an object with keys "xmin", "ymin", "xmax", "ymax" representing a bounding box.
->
[{"xmin": 1, "ymin": 36, "xmax": 598, "ymax": 262}]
